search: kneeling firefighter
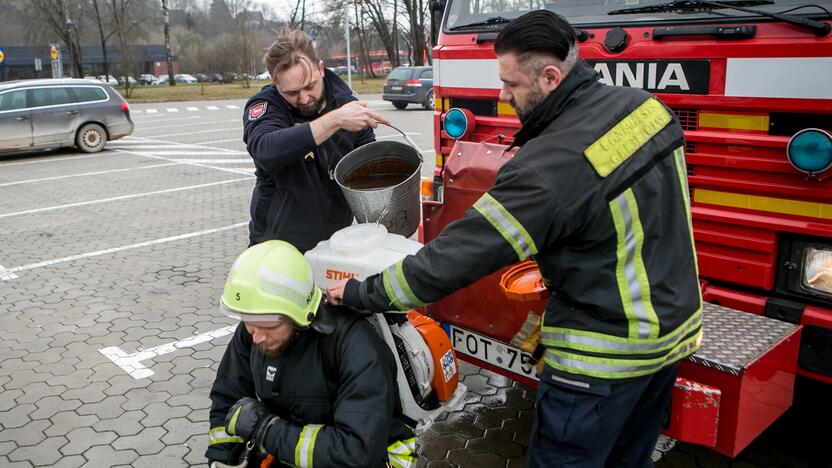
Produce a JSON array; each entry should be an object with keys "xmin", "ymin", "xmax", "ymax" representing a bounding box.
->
[{"xmin": 206, "ymin": 241, "xmax": 416, "ymax": 468}]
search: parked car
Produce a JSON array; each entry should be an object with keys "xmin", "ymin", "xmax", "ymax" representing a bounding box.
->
[
  {"xmin": 0, "ymin": 78, "xmax": 134, "ymax": 154},
  {"xmin": 153, "ymin": 75, "xmax": 170, "ymax": 85},
  {"xmin": 255, "ymin": 71, "xmax": 271, "ymax": 80},
  {"xmin": 174, "ymin": 74, "xmax": 198, "ymax": 84},
  {"xmin": 138, "ymin": 74, "xmax": 157, "ymax": 85},
  {"xmin": 118, "ymin": 76, "xmax": 137, "ymax": 86},
  {"xmin": 382, "ymin": 66, "xmax": 434, "ymax": 110},
  {"xmin": 193, "ymin": 73, "xmax": 210, "ymax": 83},
  {"xmin": 96, "ymin": 75, "xmax": 119, "ymax": 85}
]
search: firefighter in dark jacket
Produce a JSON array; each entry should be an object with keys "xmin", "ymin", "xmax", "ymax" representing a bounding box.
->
[
  {"xmin": 244, "ymin": 29, "xmax": 388, "ymax": 251},
  {"xmin": 328, "ymin": 10, "xmax": 703, "ymax": 468},
  {"xmin": 206, "ymin": 241, "xmax": 416, "ymax": 468}
]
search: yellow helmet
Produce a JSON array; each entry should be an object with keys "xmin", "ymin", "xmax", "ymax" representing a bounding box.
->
[{"xmin": 219, "ymin": 241, "xmax": 322, "ymax": 327}]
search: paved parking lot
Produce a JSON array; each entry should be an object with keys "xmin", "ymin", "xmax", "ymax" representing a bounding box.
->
[{"xmin": 0, "ymin": 94, "xmax": 828, "ymax": 467}]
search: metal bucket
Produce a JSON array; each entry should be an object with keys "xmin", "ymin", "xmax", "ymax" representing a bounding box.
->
[{"xmin": 335, "ymin": 140, "xmax": 422, "ymax": 238}]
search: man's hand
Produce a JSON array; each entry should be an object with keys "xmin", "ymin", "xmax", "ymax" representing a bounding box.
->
[
  {"xmin": 225, "ymin": 397, "xmax": 269, "ymax": 441},
  {"xmin": 332, "ymin": 101, "xmax": 390, "ymax": 132},
  {"xmin": 325, "ymin": 280, "xmax": 348, "ymax": 306}
]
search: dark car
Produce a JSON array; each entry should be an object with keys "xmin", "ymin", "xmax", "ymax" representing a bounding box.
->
[
  {"xmin": 0, "ymin": 78, "xmax": 134, "ymax": 154},
  {"xmin": 382, "ymin": 66, "xmax": 434, "ymax": 110}
]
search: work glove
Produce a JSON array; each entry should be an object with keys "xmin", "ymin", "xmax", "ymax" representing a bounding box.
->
[{"xmin": 225, "ymin": 397, "xmax": 278, "ymax": 453}]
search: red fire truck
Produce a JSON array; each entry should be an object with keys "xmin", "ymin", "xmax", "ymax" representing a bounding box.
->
[{"xmin": 421, "ymin": 0, "xmax": 831, "ymax": 458}]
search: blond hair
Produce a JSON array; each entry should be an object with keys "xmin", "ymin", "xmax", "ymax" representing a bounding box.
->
[{"xmin": 263, "ymin": 29, "xmax": 319, "ymax": 84}]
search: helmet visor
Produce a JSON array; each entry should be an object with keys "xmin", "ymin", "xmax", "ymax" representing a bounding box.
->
[{"xmin": 218, "ymin": 301, "xmax": 296, "ymax": 325}]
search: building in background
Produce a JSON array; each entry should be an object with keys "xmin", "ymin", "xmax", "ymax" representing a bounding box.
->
[{"xmin": 0, "ymin": 45, "xmax": 178, "ymax": 82}]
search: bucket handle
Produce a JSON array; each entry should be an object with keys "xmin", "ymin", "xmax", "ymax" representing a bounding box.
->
[{"xmin": 379, "ymin": 121, "xmax": 423, "ymax": 161}]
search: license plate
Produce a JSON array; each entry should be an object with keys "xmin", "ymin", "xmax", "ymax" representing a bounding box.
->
[
  {"xmin": 447, "ymin": 324, "xmax": 539, "ymax": 380},
  {"xmin": 391, "ymin": 86, "xmax": 402, "ymax": 91}
]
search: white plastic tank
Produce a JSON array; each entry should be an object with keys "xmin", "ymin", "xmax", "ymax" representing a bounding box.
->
[{"xmin": 305, "ymin": 223, "xmax": 423, "ymax": 289}]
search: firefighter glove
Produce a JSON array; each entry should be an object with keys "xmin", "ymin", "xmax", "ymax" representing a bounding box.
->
[{"xmin": 225, "ymin": 397, "xmax": 276, "ymax": 447}]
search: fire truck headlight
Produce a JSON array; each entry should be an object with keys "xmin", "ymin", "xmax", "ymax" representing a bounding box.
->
[
  {"xmin": 803, "ymin": 247, "xmax": 832, "ymax": 297},
  {"xmin": 444, "ymin": 108, "xmax": 475, "ymax": 139},
  {"xmin": 786, "ymin": 128, "xmax": 832, "ymax": 176}
]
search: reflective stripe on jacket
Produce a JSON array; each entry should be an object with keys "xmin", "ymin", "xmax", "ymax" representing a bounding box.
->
[{"xmin": 346, "ymin": 61, "xmax": 702, "ymax": 385}]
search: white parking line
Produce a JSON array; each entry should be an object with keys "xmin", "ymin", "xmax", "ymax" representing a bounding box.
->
[
  {"xmin": 206, "ymin": 105, "xmax": 220, "ymax": 110},
  {"xmin": 113, "ymin": 148, "xmax": 252, "ymax": 175},
  {"xmin": 131, "ymin": 116, "xmax": 202, "ymax": 124},
  {"xmin": 145, "ymin": 109, "xmax": 158, "ymax": 113},
  {"xmin": 225, "ymin": 105, "xmax": 240, "ymax": 109},
  {"xmin": 119, "ymin": 136, "xmax": 248, "ymax": 155},
  {"xmin": 166, "ymin": 107, "xmax": 179, "ymax": 112},
  {"xmin": 0, "ymin": 177, "xmax": 252, "ymax": 219},
  {"xmin": 169, "ymin": 159, "xmax": 251, "ymax": 163},
  {"xmin": 136, "ymin": 151, "xmax": 243, "ymax": 156},
  {"xmin": 186, "ymin": 107, "xmax": 199, "ymax": 111},
  {"xmin": 197, "ymin": 138, "xmax": 242, "ymax": 145},
  {"xmin": 2, "ymin": 221, "xmax": 248, "ymax": 280},
  {"xmin": 100, "ymin": 324, "xmax": 237, "ymax": 379},
  {"xmin": 0, "ymin": 153, "xmax": 113, "ymax": 167},
  {"xmin": 0, "ymin": 264, "xmax": 18, "ymax": 280},
  {"xmin": 146, "ymin": 127, "xmax": 242, "ymax": 139},
  {"xmin": 133, "ymin": 110, "xmax": 143, "ymax": 114},
  {"xmin": 0, "ymin": 163, "xmax": 178, "ymax": 188},
  {"xmin": 135, "ymin": 121, "xmax": 215, "ymax": 131}
]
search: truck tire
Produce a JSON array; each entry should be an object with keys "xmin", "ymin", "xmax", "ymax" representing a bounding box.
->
[
  {"xmin": 76, "ymin": 123, "xmax": 107, "ymax": 153},
  {"xmin": 393, "ymin": 101, "xmax": 408, "ymax": 110}
]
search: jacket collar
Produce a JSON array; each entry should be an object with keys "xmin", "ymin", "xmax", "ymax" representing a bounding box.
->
[{"xmin": 510, "ymin": 60, "xmax": 599, "ymax": 148}]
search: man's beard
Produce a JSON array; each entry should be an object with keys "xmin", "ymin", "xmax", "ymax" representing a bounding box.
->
[
  {"xmin": 298, "ymin": 93, "xmax": 327, "ymax": 118},
  {"xmin": 256, "ymin": 332, "xmax": 297, "ymax": 357},
  {"xmin": 511, "ymin": 83, "xmax": 548, "ymax": 123}
]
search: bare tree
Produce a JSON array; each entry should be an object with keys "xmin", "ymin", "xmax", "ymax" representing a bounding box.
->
[
  {"xmin": 289, "ymin": 0, "xmax": 307, "ymax": 30},
  {"xmin": 402, "ymin": 0, "xmax": 429, "ymax": 65},
  {"xmin": 30, "ymin": 0, "xmax": 86, "ymax": 77},
  {"xmin": 360, "ymin": 0, "xmax": 396, "ymax": 73},
  {"xmin": 107, "ymin": 0, "xmax": 145, "ymax": 96},
  {"xmin": 92, "ymin": 0, "xmax": 115, "ymax": 81}
]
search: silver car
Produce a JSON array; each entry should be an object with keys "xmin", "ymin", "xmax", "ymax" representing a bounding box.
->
[{"xmin": 0, "ymin": 78, "xmax": 134, "ymax": 154}]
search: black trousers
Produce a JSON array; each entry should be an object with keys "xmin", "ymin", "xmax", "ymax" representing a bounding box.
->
[{"xmin": 529, "ymin": 362, "xmax": 680, "ymax": 468}]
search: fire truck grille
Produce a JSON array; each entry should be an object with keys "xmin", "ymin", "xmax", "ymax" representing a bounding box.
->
[
  {"xmin": 671, "ymin": 107, "xmax": 698, "ymax": 131},
  {"xmin": 685, "ymin": 141, "xmax": 697, "ymax": 155},
  {"xmin": 447, "ymin": 98, "xmax": 497, "ymax": 117}
]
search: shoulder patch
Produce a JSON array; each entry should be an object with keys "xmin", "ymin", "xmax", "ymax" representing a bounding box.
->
[
  {"xmin": 583, "ymin": 98, "xmax": 672, "ymax": 177},
  {"xmin": 248, "ymin": 101, "xmax": 268, "ymax": 121}
]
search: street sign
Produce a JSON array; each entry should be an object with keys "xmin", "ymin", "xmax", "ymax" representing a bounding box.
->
[
  {"xmin": 50, "ymin": 44, "xmax": 62, "ymax": 78},
  {"xmin": 0, "ymin": 48, "xmax": 5, "ymax": 65}
]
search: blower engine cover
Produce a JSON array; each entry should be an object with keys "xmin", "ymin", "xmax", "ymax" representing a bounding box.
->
[{"xmin": 407, "ymin": 311, "xmax": 459, "ymax": 401}]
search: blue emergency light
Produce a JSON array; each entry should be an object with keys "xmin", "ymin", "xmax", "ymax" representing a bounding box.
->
[
  {"xmin": 787, "ymin": 128, "xmax": 832, "ymax": 176},
  {"xmin": 444, "ymin": 108, "xmax": 471, "ymax": 140}
]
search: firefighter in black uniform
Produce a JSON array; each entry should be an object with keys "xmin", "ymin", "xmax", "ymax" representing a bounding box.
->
[
  {"xmin": 328, "ymin": 11, "xmax": 703, "ymax": 468},
  {"xmin": 206, "ymin": 241, "xmax": 415, "ymax": 468},
  {"xmin": 243, "ymin": 29, "xmax": 388, "ymax": 251}
]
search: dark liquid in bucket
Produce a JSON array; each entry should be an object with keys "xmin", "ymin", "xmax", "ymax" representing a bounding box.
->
[{"xmin": 342, "ymin": 158, "xmax": 416, "ymax": 190}]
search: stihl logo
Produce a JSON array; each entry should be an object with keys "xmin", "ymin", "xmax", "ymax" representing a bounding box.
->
[
  {"xmin": 588, "ymin": 60, "xmax": 710, "ymax": 94},
  {"xmin": 326, "ymin": 269, "xmax": 356, "ymax": 280}
]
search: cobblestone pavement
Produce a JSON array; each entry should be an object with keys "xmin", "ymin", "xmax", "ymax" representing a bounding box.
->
[{"xmin": 1, "ymin": 97, "xmax": 827, "ymax": 467}]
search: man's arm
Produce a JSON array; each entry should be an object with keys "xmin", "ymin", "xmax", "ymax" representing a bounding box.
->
[
  {"xmin": 330, "ymin": 161, "xmax": 562, "ymax": 311},
  {"xmin": 248, "ymin": 166, "xmax": 274, "ymax": 245},
  {"xmin": 257, "ymin": 320, "xmax": 405, "ymax": 467},
  {"xmin": 310, "ymin": 101, "xmax": 389, "ymax": 145},
  {"xmin": 206, "ymin": 323, "xmax": 255, "ymax": 464}
]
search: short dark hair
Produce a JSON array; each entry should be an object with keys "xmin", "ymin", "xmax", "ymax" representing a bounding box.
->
[{"xmin": 494, "ymin": 10, "xmax": 576, "ymax": 63}]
